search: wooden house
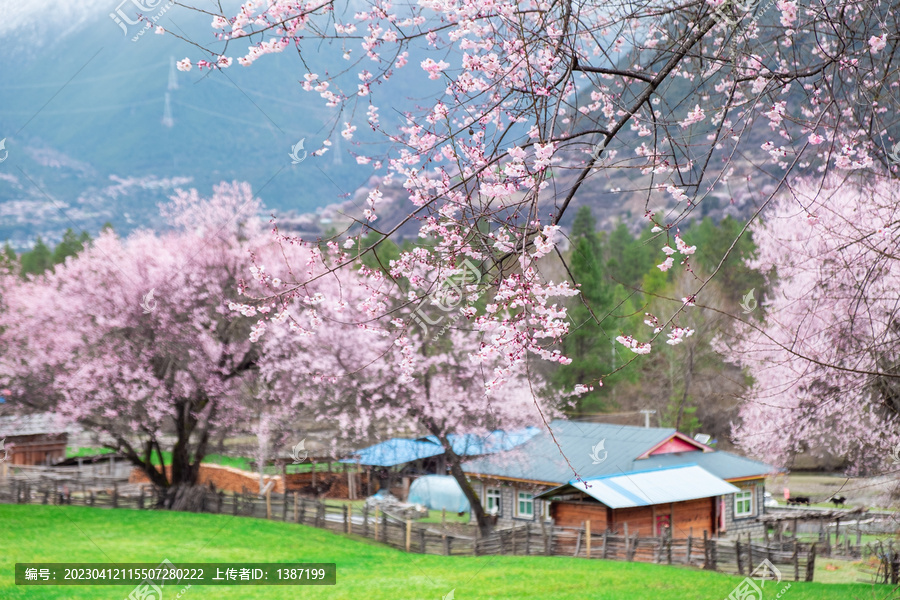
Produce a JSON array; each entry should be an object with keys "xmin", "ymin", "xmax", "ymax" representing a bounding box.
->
[
  {"xmin": 536, "ymin": 464, "xmax": 739, "ymax": 537},
  {"xmin": 0, "ymin": 413, "xmax": 68, "ymax": 466},
  {"xmin": 462, "ymin": 420, "xmax": 778, "ymax": 536}
]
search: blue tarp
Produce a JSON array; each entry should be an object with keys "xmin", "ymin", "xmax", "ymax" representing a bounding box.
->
[
  {"xmin": 341, "ymin": 438, "xmax": 445, "ymax": 467},
  {"xmin": 341, "ymin": 427, "xmax": 542, "ymax": 467},
  {"xmin": 419, "ymin": 428, "xmax": 541, "ymax": 456},
  {"xmin": 407, "ymin": 475, "xmax": 470, "ymax": 512}
]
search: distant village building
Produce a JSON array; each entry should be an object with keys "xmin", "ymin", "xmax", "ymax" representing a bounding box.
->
[{"xmin": 0, "ymin": 413, "xmax": 69, "ymax": 466}]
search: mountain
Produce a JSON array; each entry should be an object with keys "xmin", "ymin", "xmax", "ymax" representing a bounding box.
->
[{"xmin": 0, "ymin": 0, "xmax": 440, "ymax": 248}]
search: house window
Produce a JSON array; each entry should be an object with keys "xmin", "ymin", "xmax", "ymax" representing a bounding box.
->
[
  {"xmin": 484, "ymin": 488, "xmax": 502, "ymax": 515},
  {"xmin": 516, "ymin": 491, "xmax": 534, "ymax": 518},
  {"xmin": 734, "ymin": 488, "xmax": 754, "ymax": 518}
]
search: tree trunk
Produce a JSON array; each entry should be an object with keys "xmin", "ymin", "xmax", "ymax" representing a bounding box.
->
[{"xmin": 422, "ymin": 421, "xmax": 493, "ymax": 536}]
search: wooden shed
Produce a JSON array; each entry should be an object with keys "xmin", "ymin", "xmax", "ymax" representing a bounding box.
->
[
  {"xmin": 0, "ymin": 413, "xmax": 68, "ymax": 466},
  {"xmin": 537, "ymin": 464, "xmax": 740, "ymax": 537}
]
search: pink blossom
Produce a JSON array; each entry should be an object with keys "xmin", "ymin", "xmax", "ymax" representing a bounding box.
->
[
  {"xmin": 421, "ymin": 58, "xmax": 450, "ymax": 80},
  {"xmin": 680, "ymin": 105, "xmax": 705, "ymax": 128},
  {"xmin": 869, "ymin": 34, "xmax": 887, "ymax": 54}
]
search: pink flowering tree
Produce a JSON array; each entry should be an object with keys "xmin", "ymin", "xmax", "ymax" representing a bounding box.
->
[
  {"xmin": 0, "ymin": 183, "xmax": 304, "ymax": 507},
  {"xmin": 238, "ymin": 247, "xmax": 558, "ymax": 533},
  {"xmin": 161, "ymin": 0, "xmax": 900, "ymax": 396},
  {"xmin": 723, "ymin": 176, "xmax": 900, "ymax": 474}
]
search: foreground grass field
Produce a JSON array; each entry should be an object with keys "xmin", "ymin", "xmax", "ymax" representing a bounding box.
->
[{"xmin": 1, "ymin": 505, "xmax": 891, "ymax": 599}]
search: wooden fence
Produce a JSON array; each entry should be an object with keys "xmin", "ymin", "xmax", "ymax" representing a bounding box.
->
[{"xmin": 0, "ymin": 478, "xmax": 817, "ymax": 580}]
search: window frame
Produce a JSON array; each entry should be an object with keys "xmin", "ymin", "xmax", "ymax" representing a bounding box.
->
[
  {"xmin": 515, "ymin": 490, "xmax": 534, "ymax": 519},
  {"xmin": 734, "ymin": 488, "xmax": 754, "ymax": 518},
  {"xmin": 483, "ymin": 487, "xmax": 502, "ymax": 515}
]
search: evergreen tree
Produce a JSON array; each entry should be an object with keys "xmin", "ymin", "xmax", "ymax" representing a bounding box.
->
[
  {"xmin": 51, "ymin": 229, "xmax": 91, "ymax": 265},
  {"xmin": 555, "ymin": 210, "xmax": 641, "ymax": 414},
  {"xmin": 20, "ymin": 238, "xmax": 53, "ymax": 276}
]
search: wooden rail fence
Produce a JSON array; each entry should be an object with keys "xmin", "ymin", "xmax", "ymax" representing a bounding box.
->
[{"xmin": 0, "ymin": 479, "xmax": 818, "ymax": 580}]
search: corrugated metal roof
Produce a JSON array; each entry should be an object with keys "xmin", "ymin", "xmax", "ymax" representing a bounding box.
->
[
  {"xmin": 536, "ymin": 464, "xmax": 740, "ymax": 508},
  {"xmin": 463, "ymin": 419, "xmax": 776, "ymax": 484},
  {"xmin": 635, "ymin": 448, "xmax": 778, "ymax": 481},
  {"xmin": 0, "ymin": 413, "xmax": 70, "ymax": 437},
  {"xmin": 342, "ymin": 428, "xmax": 541, "ymax": 467}
]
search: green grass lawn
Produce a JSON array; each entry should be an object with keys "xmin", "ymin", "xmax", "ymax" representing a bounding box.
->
[{"xmin": 1, "ymin": 505, "xmax": 888, "ymax": 600}]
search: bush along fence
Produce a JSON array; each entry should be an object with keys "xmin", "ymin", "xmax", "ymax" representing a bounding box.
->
[{"xmin": 0, "ymin": 478, "xmax": 819, "ymax": 581}]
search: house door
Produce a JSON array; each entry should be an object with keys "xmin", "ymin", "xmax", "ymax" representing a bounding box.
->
[{"xmin": 655, "ymin": 514, "xmax": 671, "ymax": 537}]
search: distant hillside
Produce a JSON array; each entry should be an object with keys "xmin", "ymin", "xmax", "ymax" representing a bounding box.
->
[
  {"xmin": 0, "ymin": 0, "xmax": 440, "ymax": 249},
  {"xmin": 1, "ymin": 1, "xmax": 824, "ymax": 248}
]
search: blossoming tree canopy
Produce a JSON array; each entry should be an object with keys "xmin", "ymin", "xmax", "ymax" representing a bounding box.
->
[
  {"xmin": 164, "ymin": 0, "xmax": 900, "ymax": 393},
  {"xmin": 0, "ymin": 182, "xmax": 316, "ymax": 506},
  {"xmin": 724, "ymin": 176, "xmax": 900, "ymax": 474}
]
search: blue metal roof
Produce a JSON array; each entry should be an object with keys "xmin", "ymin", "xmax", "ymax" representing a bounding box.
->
[
  {"xmin": 536, "ymin": 464, "xmax": 740, "ymax": 508},
  {"xmin": 464, "ymin": 419, "xmax": 777, "ymax": 484},
  {"xmin": 342, "ymin": 427, "xmax": 541, "ymax": 467}
]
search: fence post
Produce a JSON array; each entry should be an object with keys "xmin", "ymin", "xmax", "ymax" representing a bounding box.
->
[
  {"xmin": 805, "ymin": 543, "xmax": 817, "ymax": 582},
  {"xmin": 418, "ymin": 527, "xmax": 426, "ymax": 554},
  {"xmin": 890, "ymin": 544, "xmax": 900, "ymax": 585},
  {"xmin": 374, "ymin": 506, "xmax": 379, "ymax": 540},
  {"xmin": 747, "ymin": 532, "xmax": 753, "ymax": 570},
  {"xmin": 710, "ymin": 536, "xmax": 718, "ymax": 571},
  {"xmin": 526, "ymin": 524, "xmax": 531, "ymax": 556},
  {"xmin": 540, "ymin": 519, "xmax": 549, "ymax": 556},
  {"xmin": 343, "ymin": 505, "xmax": 349, "ymax": 533},
  {"xmin": 702, "ymin": 531, "xmax": 709, "ymax": 569},
  {"xmin": 667, "ymin": 531, "xmax": 672, "ymax": 565},
  {"xmin": 89, "ymin": 490, "xmax": 94, "ymax": 506},
  {"xmin": 686, "ymin": 533, "xmax": 692, "ymax": 564},
  {"xmin": 792, "ymin": 540, "xmax": 799, "ymax": 581},
  {"xmin": 585, "ymin": 520, "xmax": 591, "ymax": 559},
  {"xmin": 348, "ymin": 505, "xmax": 354, "ymax": 534},
  {"xmin": 282, "ymin": 493, "xmax": 288, "ymax": 521},
  {"xmin": 603, "ymin": 530, "xmax": 609, "ymax": 559},
  {"xmin": 363, "ymin": 505, "xmax": 369, "ymax": 537},
  {"xmin": 293, "ymin": 493, "xmax": 299, "ymax": 523},
  {"xmin": 381, "ymin": 510, "xmax": 387, "ymax": 543},
  {"xmin": 735, "ymin": 540, "xmax": 744, "ymax": 575},
  {"xmin": 443, "ymin": 534, "xmax": 450, "ymax": 556},
  {"xmin": 624, "ymin": 524, "xmax": 630, "ymax": 561},
  {"xmin": 316, "ymin": 502, "xmax": 325, "ymax": 528},
  {"xmin": 232, "ymin": 492, "xmax": 238, "ymax": 516},
  {"xmin": 406, "ymin": 520, "xmax": 412, "ymax": 553},
  {"xmin": 112, "ymin": 483, "xmax": 118, "ymax": 508},
  {"xmin": 574, "ymin": 528, "xmax": 582, "ymax": 558}
]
